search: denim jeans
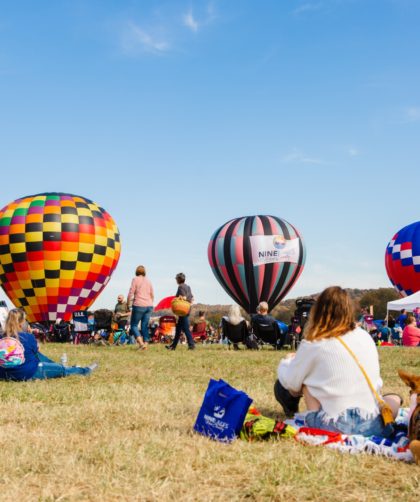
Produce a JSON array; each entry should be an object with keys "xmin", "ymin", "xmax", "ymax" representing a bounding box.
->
[
  {"xmin": 172, "ymin": 314, "xmax": 195, "ymax": 348},
  {"xmin": 30, "ymin": 353, "xmax": 90, "ymax": 380},
  {"xmin": 305, "ymin": 407, "xmax": 394, "ymax": 438},
  {"xmin": 118, "ymin": 321, "xmax": 128, "ymax": 330},
  {"xmin": 130, "ymin": 306, "xmax": 154, "ymax": 342}
]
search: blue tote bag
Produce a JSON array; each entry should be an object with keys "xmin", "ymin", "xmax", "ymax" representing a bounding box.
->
[{"xmin": 194, "ymin": 379, "xmax": 253, "ymax": 443}]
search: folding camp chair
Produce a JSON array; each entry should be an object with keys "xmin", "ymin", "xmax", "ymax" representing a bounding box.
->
[
  {"xmin": 390, "ymin": 327, "xmax": 402, "ymax": 346},
  {"xmin": 94, "ymin": 309, "xmax": 114, "ymax": 332},
  {"xmin": 191, "ymin": 322, "xmax": 208, "ymax": 344},
  {"xmin": 72, "ymin": 310, "xmax": 94, "ymax": 345},
  {"xmin": 152, "ymin": 315, "xmax": 177, "ymax": 344},
  {"xmin": 52, "ymin": 324, "xmax": 71, "ymax": 343},
  {"xmin": 222, "ymin": 319, "xmax": 249, "ymax": 350},
  {"xmin": 252, "ymin": 321, "xmax": 283, "ymax": 350}
]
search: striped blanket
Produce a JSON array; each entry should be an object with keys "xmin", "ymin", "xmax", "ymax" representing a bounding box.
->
[{"xmin": 284, "ymin": 408, "xmax": 414, "ymax": 462}]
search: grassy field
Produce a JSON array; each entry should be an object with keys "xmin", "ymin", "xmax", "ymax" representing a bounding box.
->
[{"xmin": 1, "ymin": 343, "xmax": 420, "ymax": 502}]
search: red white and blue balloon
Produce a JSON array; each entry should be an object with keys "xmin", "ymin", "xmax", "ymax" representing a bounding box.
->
[{"xmin": 385, "ymin": 221, "xmax": 420, "ymax": 297}]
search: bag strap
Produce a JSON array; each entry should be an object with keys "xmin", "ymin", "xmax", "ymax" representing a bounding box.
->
[
  {"xmin": 136, "ymin": 277, "xmax": 145, "ymax": 295},
  {"xmin": 335, "ymin": 336, "xmax": 385, "ymax": 407}
]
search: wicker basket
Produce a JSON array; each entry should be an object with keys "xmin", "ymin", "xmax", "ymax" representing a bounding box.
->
[{"xmin": 171, "ymin": 296, "xmax": 191, "ymax": 317}]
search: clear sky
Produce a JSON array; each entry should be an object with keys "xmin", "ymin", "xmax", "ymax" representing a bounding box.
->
[{"xmin": 0, "ymin": 0, "xmax": 419, "ymax": 311}]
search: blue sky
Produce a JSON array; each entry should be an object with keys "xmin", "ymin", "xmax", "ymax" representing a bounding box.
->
[{"xmin": 0, "ymin": 0, "xmax": 419, "ymax": 310}]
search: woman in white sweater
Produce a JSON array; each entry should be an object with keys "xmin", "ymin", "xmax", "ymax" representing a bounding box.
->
[{"xmin": 275, "ymin": 286, "xmax": 401, "ymax": 437}]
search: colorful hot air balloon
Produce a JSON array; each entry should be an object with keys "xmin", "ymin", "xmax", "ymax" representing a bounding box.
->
[
  {"xmin": 0, "ymin": 193, "xmax": 121, "ymax": 322},
  {"xmin": 385, "ymin": 221, "xmax": 420, "ymax": 297},
  {"xmin": 208, "ymin": 215, "xmax": 306, "ymax": 314}
]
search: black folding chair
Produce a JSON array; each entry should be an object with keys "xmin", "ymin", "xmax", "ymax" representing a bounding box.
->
[
  {"xmin": 252, "ymin": 321, "xmax": 283, "ymax": 350},
  {"xmin": 52, "ymin": 324, "xmax": 71, "ymax": 343},
  {"xmin": 222, "ymin": 319, "xmax": 248, "ymax": 349},
  {"xmin": 94, "ymin": 309, "xmax": 114, "ymax": 332}
]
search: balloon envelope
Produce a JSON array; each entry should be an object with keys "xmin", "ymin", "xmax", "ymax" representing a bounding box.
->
[
  {"xmin": 154, "ymin": 296, "xmax": 176, "ymax": 311},
  {"xmin": 208, "ymin": 215, "xmax": 306, "ymax": 314},
  {"xmin": 385, "ymin": 221, "xmax": 420, "ymax": 297},
  {"xmin": 0, "ymin": 192, "xmax": 121, "ymax": 322}
]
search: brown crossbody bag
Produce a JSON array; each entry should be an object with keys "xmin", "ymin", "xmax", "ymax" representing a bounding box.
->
[{"xmin": 336, "ymin": 337, "xmax": 395, "ymax": 426}]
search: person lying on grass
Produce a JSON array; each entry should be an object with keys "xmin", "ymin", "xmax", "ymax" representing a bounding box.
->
[
  {"xmin": 274, "ymin": 286, "xmax": 401, "ymax": 438},
  {"xmin": 0, "ymin": 309, "xmax": 98, "ymax": 382}
]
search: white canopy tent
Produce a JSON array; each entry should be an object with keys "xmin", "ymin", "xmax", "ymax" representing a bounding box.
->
[
  {"xmin": 387, "ymin": 291, "xmax": 420, "ymax": 324},
  {"xmin": 387, "ymin": 291, "xmax": 420, "ymax": 312}
]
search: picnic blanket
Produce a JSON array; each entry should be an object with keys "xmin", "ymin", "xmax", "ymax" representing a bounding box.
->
[{"xmin": 284, "ymin": 408, "xmax": 414, "ymax": 462}]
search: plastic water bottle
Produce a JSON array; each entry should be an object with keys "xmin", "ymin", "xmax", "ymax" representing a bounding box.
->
[{"xmin": 61, "ymin": 353, "xmax": 67, "ymax": 367}]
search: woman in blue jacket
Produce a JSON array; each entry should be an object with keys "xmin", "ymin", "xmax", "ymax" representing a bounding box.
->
[{"xmin": 0, "ymin": 309, "xmax": 98, "ymax": 381}]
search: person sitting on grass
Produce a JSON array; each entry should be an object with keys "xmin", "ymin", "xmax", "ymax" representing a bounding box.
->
[
  {"xmin": 0, "ymin": 309, "xmax": 98, "ymax": 381},
  {"xmin": 274, "ymin": 286, "xmax": 402, "ymax": 437},
  {"xmin": 402, "ymin": 315, "xmax": 420, "ymax": 347}
]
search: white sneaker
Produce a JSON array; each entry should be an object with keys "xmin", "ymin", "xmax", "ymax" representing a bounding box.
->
[{"xmin": 87, "ymin": 361, "xmax": 99, "ymax": 373}]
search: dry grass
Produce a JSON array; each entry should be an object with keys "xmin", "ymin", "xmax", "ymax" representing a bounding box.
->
[{"xmin": 1, "ymin": 344, "xmax": 420, "ymax": 501}]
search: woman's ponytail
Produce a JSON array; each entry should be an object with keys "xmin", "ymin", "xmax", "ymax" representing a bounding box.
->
[{"xmin": 4, "ymin": 309, "xmax": 26, "ymax": 339}]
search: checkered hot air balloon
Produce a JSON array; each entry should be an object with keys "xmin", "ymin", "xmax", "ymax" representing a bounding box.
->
[
  {"xmin": 385, "ymin": 222, "xmax": 420, "ymax": 298},
  {"xmin": 0, "ymin": 193, "xmax": 121, "ymax": 323},
  {"xmin": 208, "ymin": 215, "xmax": 306, "ymax": 314}
]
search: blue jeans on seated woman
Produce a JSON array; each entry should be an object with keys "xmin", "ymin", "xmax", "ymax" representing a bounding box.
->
[
  {"xmin": 130, "ymin": 306, "xmax": 154, "ymax": 342},
  {"xmin": 30, "ymin": 352, "xmax": 90, "ymax": 380},
  {"xmin": 305, "ymin": 407, "xmax": 393, "ymax": 438}
]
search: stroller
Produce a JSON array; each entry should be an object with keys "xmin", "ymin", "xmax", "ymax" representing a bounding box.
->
[
  {"xmin": 72, "ymin": 310, "xmax": 94, "ymax": 345},
  {"xmin": 288, "ymin": 298, "xmax": 316, "ymax": 349},
  {"xmin": 152, "ymin": 315, "xmax": 177, "ymax": 344}
]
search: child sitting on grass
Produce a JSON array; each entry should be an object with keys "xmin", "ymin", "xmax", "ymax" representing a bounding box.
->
[
  {"xmin": 274, "ymin": 286, "xmax": 401, "ymax": 438},
  {"xmin": 0, "ymin": 309, "xmax": 98, "ymax": 381}
]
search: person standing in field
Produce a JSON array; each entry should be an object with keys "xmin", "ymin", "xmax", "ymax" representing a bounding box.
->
[
  {"xmin": 127, "ymin": 266, "xmax": 154, "ymax": 352},
  {"xmin": 166, "ymin": 273, "xmax": 195, "ymax": 351},
  {"xmin": 396, "ymin": 309, "xmax": 407, "ymax": 330},
  {"xmin": 114, "ymin": 295, "xmax": 131, "ymax": 330}
]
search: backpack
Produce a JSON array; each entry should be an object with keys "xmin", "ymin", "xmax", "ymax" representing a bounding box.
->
[
  {"xmin": 245, "ymin": 335, "xmax": 259, "ymax": 350},
  {"xmin": 0, "ymin": 337, "xmax": 25, "ymax": 367}
]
